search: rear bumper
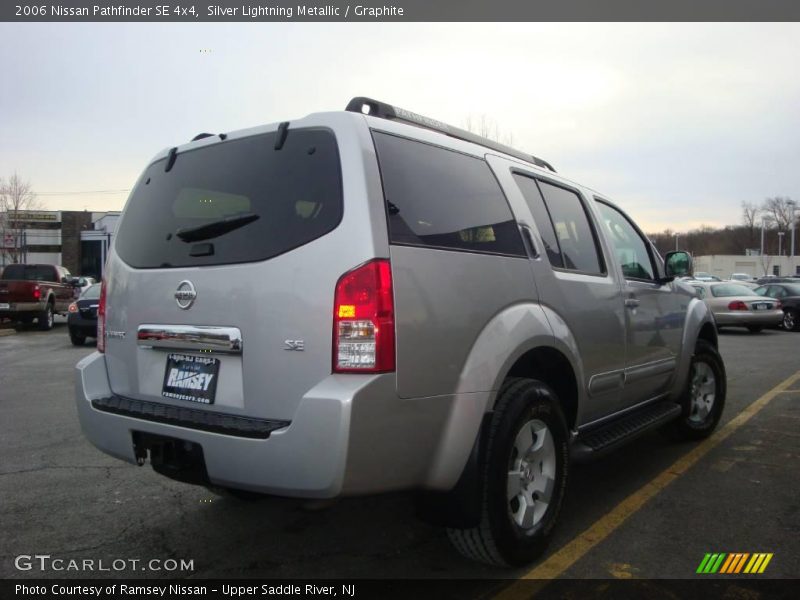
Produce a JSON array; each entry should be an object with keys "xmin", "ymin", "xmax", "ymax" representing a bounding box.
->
[
  {"xmin": 75, "ymin": 352, "xmax": 455, "ymax": 498},
  {"xmin": 714, "ymin": 310, "xmax": 783, "ymax": 326},
  {"xmin": 68, "ymin": 313, "xmax": 97, "ymax": 335}
]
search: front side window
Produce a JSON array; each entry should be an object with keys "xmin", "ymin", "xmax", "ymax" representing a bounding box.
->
[
  {"xmin": 595, "ymin": 201, "xmax": 655, "ymax": 281},
  {"xmin": 373, "ymin": 132, "xmax": 526, "ymax": 257}
]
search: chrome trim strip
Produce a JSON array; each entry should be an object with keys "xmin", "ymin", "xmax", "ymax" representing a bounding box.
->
[
  {"xmin": 137, "ymin": 324, "xmax": 242, "ymax": 354},
  {"xmin": 624, "ymin": 357, "xmax": 676, "ymax": 384},
  {"xmin": 588, "ymin": 369, "xmax": 625, "ymax": 396}
]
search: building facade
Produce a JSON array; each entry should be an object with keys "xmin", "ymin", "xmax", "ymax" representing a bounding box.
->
[
  {"xmin": 0, "ymin": 210, "xmax": 120, "ymax": 279},
  {"xmin": 693, "ymin": 254, "xmax": 800, "ymax": 279}
]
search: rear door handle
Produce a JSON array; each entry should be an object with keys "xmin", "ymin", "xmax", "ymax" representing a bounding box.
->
[{"xmin": 625, "ymin": 298, "xmax": 640, "ymax": 309}]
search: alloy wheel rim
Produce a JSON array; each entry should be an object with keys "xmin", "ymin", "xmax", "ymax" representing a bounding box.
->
[
  {"xmin": 507, "ymin": 419, "xmax": 556, "ymax": 530},
  {"xmin": 785, "ymin": 312, "xmax": 795, "ymax": 330},
  {"xmin": 47, "ymin": 307, "xmax": 53, "ymax": 327},
  {"xmin": 689, "ymin": 361, "xmax": 716, "ymax": 424}
]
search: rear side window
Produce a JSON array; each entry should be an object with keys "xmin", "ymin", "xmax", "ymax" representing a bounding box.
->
[
  {"xmin": 1, "ymin": 265, "xmax": 56, "ymax": 281},
  {"xmin": 373, "ymin": 132, "xmax": 525, "ymax": 257},
  {"xmin": 513, "ymin": 174, "xmax": 604, "ymax": 275},
  {"xmin": 115, "ymin": 128, "xmax": 342, "ymax": 268}
]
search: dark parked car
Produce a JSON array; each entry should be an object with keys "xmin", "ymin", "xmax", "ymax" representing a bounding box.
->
[
  {"xmin": 754, "ymin": 282, "xmax": 800, "ymax": 331},
  {"xmin": 67, "ymin": 283, "xmax": 101, "ymax": 345}
]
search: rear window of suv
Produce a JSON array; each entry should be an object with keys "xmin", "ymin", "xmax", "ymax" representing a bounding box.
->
[{"xmin": 114, "ymin": 128, "xmax": 342, "ymax": 268}]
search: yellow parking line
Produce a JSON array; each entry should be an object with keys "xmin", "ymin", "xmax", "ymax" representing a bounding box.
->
[{"xmin": 495, "ymin": 369, "xmax": 800, "ymax": 598}]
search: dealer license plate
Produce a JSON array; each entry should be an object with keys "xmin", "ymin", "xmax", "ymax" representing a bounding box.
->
[
  {"xmin": 752, "ymin": 302, "xmax": 771, "ymax": 311},
  {"xmin": 162, "ymin": 353, "xmax": 220, "ymax": 404}
]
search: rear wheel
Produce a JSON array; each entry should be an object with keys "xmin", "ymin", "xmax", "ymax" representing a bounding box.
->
[
  {"xmin": 746, "ymin": 325, "xmax": 763, "ymax": 333},
  {"xmin": 69, "ymin": 328, "xmax": 86, "ymax": 346},
  {"xmin": 666, "ymin": 339, "xmax": 726, "ymax": 440},
  {"xmin": 447, "ymin": 378, "xmax": 569, "ymax": 567},
  {"xmin": 37, "ymin": 302, "xmax": 54, "ymax": 331},
  {"xmin": 783, "ymin": 309, "xmax": 799, "ymax": 332}
]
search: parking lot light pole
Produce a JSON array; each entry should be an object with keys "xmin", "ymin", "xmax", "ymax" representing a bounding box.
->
[
  {"xmin": 778, "ymin": 231, "xmax": 785, "ymax": 257},
  {"xmin": 788, "ymin": 200, "xmax": 796, "ymax": 257},
  {"xmin": 674, "ymin": 232, "xmax": 679, "ymax": 251}
]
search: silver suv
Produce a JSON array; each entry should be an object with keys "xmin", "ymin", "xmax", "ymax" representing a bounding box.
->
[{"xmin": 76, "ymin": 97, "xmax": 725, "ymax": 567}]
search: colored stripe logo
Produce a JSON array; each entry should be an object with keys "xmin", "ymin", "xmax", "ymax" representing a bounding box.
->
[{"xmin": 697, "ymin": 553, "xmax": 773, "ymax": 574}]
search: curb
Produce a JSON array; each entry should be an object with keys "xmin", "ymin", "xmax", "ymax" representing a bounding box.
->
[{"xmin": 0, "ymin": 329, "xmax": 16, "ymax": 337}]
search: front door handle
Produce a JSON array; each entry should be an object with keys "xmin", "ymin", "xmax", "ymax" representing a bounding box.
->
[{"xmin": 625, "ymin": 298, "xmax": 640, "ymax": 309}]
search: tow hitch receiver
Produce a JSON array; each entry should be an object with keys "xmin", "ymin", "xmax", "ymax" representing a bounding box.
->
[{"xmin": 132, "ymin": 431, "xmax": 210, "ymax": 486}]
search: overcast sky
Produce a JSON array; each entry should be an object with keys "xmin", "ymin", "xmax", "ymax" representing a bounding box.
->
[{"xmin": 1, "ymin": 22, "xmax": 798, "ymax": 232}]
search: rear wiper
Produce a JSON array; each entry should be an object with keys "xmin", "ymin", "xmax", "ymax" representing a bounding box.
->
[{"xmin": 176, "ymin": 213, "xmax": 260, "ymax": 243}]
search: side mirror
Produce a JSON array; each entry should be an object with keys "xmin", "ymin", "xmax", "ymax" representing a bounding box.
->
[{"xmin": 665, "ymin": 251, "xmax": 692, "ymax": 278}]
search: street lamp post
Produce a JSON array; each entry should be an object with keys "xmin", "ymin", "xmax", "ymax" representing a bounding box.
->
[
  {"xmin": 760, "ymin": 217, "xmax": 773, "ymax": 256},
  {"xmin": 788, "ymin": 200, "xmax": 796, "ymax": 258},
  {"xmin": 674, "ymin": 232, "xmax": 679, "ymax": 251},
  {"xmin": 778, "ymin": 231, "xmax": 785, "ymax": 258}
]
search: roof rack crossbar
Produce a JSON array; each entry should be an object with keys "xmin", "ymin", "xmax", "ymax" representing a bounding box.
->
[{"xmin": 345, "ymin": 96, "xmax": 556, "ymax": 173}]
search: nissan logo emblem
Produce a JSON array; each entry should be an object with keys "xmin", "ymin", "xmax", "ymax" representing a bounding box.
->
[{"xmin": 174, "ymin": 280, "xmax": 197, "ymax": 309}]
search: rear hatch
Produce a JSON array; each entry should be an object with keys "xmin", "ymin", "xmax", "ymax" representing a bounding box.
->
[{"xmin": 103, "ymin": 124, "xmax": 355, "ymax": 421}]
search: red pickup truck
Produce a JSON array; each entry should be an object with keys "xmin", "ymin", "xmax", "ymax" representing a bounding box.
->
[{"xmin": 0, "ymin": 264, "xmax": 77, "ymax": 330}]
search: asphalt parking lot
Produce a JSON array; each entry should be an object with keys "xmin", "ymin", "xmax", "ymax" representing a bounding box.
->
[{"xmin": 1, "ymin": 320, "xmax": 798, "ymax": 587}]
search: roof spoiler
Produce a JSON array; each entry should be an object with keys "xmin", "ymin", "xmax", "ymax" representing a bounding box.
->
[{"xmin": 345, "ymin": 96, "xmax": 556, "ymax": 173}]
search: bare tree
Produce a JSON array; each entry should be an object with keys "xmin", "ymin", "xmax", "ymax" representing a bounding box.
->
[
  {"xmin": 463, "ymin": 113, "xmax": 514, "ymax": 147},
  {"xmin": 741, "ymin": 201, "xmax": 760, "ymax": 249},
  {"xmin": 762, "ymin": 196, "xmax": 794, "ymax": 231},
  {"xmin": 0, "ymin": 173, "xmax": 43, "ymax": 264}
]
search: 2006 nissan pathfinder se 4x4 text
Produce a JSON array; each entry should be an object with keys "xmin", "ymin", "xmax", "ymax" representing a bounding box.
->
[{"xmin": 76, "ymin": 97, "xmax": 725, "ymax": 566}]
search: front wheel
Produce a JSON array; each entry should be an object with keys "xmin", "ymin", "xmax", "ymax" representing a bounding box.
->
[
  {"xmin": 447, "ymin": 378, "xmax": 569, "ymax": 567},
  {"xmin": 783, "ymin": 309, "xmax": 799, "ymax": 332},
  {"xmin": 665, "ymin": 339, "xmax": 726, "ymax": 440}
]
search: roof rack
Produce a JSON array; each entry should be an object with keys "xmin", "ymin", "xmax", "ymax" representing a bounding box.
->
[{"xmin": 345, "ymin": 96, "xmax": 556, "ymax": 173}]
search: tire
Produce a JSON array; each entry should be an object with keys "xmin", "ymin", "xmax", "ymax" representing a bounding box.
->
[
  {"xmin": 37, "ymin": 302, "xmax": 54, "ymax": 331},
  {"xmin": 447, "ymin": 378, "xmax": 569, "ymax": 567},
  {"xmin": 666, "ymin": 339, "xmax": 726, "ymax": 441},
  {"xmin": 69, "ymin": 328, "xmax": 86, "ymax": 346},
  {"xmin": 746, "ymin": 325, "xmax": 763, "ymax": 333},
  {"xmin": 783, "ymin": 309, "xmax": 799, "ymax": 332}
]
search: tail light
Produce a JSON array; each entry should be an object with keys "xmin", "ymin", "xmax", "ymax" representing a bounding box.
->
[
  {"xmin": 775, "ymin": 301, "xmax": 782, "ymax": 309},
  {"xmin": 97, "ymin": 279, "xmax": 107, "ymax": 353},
  {"xmin": 728, "ymin": 300, "xmax": 748, "ymax": 311},
  {"xmin": 32, "ymin": 286, "xmax": 41, "ymax": 300},
  {"xmin": 333, "ymin": 259, "xmax": 395, "ymax": 373},
  {"xmin": 68, "ymin": 302, "xmax": 78, "ymax": 313}
]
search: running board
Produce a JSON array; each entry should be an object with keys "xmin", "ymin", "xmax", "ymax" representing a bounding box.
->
[{"xmin": 571, "ymin": 401, "xmax": 682, "ymax": 462}]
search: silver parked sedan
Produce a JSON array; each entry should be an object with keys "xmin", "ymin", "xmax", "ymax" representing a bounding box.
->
[{"xmin": 690, "ymin": 282, "xmax": 783, "ymax": 333}]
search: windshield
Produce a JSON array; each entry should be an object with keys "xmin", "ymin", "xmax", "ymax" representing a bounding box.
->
[
  {"xmin": 114, "ymin": 128, "xmax": 342, "ymax": 268},
  {"xmin": 710, "ymin": 283, "xmax": 758, "ymax": 297}
]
